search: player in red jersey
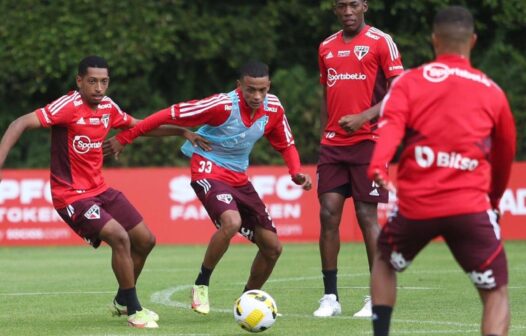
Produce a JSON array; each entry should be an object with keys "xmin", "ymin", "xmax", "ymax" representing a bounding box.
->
[
  {"xmin": 314, "ymin": 0, "xmax": 404, "ymax": 318},
  {"xmin": 106, "ymin": 60, "xmax": 312, "ymax": 315},
  {"xmin": 368, "ymin": 6, "xmax": 515, "ymax": 336},
  {"xmin": 0, "ymin": 56, "xmax": 208, "ymax": 329}
]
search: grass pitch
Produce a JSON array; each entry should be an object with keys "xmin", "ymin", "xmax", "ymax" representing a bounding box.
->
[{"xmin": 1, "ymin": 242, "xmax": 525, "ymax": 335}]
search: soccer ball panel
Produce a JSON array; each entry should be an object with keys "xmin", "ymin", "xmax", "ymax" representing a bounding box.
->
[{"xmin": 233, "ymin": 290, "xmax": 277, "ymax": 333}]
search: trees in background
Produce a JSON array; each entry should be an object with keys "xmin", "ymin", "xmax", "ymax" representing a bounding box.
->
[{"xmin": 1, "ymin": 0, "xmax": 524, "ymax": 167}]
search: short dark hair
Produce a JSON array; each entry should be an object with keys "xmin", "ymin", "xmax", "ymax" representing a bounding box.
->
[
  {"xmin": 433, "ymin": 6, "xmax": 474, "ymax": 42},
  {"xmin": 239, "ymin": 60, "xmax": 269, "ymax": 79},
  {"xmin": 78, "ymin": 55, "xmax": 109, "ymax": 76}
]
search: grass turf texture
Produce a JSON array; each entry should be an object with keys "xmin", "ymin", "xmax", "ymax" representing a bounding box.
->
[{"xmin": 1, "ymin": 242, "xmax": 525, "ymax": 335}]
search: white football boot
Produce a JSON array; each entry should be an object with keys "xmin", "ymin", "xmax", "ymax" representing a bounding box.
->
[
  {"xmin": 353, "ymin": 295, "xmax": 372, "ymax": 318},
  {"xmin": 313, "ymin": 294, "xmax": 342, "ymax": 317}
]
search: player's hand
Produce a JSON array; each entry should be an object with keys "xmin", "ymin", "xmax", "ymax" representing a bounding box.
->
[
  {"xmin": 292, "ymin": 173, "xmax": 312, "ymax": 191},
  {"xmin": 338, "ymin": 114, "xmax": 367, "ymax": 134},
  {"xmin": 372, "ymin": 168, "xmax": 396, "ymax": 193},
  {"xmin": 103, "ymin": 136, "xmax": 126, "ymax": 160},
  {"xmin": 183, "ymin": 129, "xmax": 212, "ymax": 151}
]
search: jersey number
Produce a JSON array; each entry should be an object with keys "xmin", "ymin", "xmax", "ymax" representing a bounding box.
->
[{"xmin": 198, "ymin": 160, "xmax": 212, "ymax": 173}]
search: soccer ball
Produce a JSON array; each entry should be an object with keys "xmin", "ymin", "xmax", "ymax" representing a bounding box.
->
[{"xmin": 233, "ymin": 290, "xmax": 278, "ymax": 333}]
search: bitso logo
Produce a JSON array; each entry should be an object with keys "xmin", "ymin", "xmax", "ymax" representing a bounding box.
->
[
  {"xmin": 326, "ymin": 68, "xmax": 367, "ymax": 87},
  {"xmin": 414, "ymin": 146, "xmax": 479, "ymax": 171},
  {"xmin": 72, "ymin": 135, "xmax": 102, "ymax": 154}
]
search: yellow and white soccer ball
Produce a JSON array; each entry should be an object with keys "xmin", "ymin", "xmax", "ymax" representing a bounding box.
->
[{"xmin": 233, "ymin": 290, "xmax": 278, "ymax": 333}]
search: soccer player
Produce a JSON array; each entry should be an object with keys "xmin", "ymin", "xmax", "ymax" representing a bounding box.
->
[
  {"xmin": 368, "ymin": 6, "xmax": 515, "ymax": 336},
  {"xmin": 314, "ymin": 0, "xmax": 403, "ymax": 318},
  {"xmin": 106, "ymin": 60, "xmax": 313, "ymax": 315},
  {"xmin": 0, "ymin": 55, "xmax": 208, "ymax": 329}
]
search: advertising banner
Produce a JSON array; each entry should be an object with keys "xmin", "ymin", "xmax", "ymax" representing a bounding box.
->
[{"xmin": 1, "ymin": 164, "xmax": 525, "ymax": 246}]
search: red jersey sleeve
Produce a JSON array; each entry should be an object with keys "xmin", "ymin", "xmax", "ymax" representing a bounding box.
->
[
  {"xmin": 368, "ymin": 75, "xmax": 409, "ymax": 179},
  {"xmin": 35, "ymin": 92, "xmax": 78, "ymax": 127},
  {"xmin": 488, "ymin": 91, "xmax": 516, "ymax": 208},
  {"xmin": 265, "ymin": 108, "xmax": 301, "ymax": 176},
  {"xmin": 318, "ymin": 43, "xmax": 328, "ymax": 86},
  {"xmin": 116, "ymin": 93, "xmax": 230, "ymax": 144},
  {"xmin": 377, "ymin": 33, "xmax": 404, "ymax": 79}
]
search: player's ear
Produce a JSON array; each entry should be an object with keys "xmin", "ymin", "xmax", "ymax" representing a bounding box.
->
[
  {"xmin": 470, "ymin": 33, "xmax": 477, "ymax": 49},
  {"xmin": 76, "ymin": 75, "xmax": 82, "ymax": 88},
  {"xmin": 363, "ymin": 0, "xmax": 368, "ymax": 13},
  {"xmin": 236, "ymin": 79, "xmax": 242, "ymax": 89}
]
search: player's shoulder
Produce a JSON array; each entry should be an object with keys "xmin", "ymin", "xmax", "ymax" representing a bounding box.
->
[
  {"xmin": 264, "ymin": 93, "xmax": 284, "ymax": 114},
  {"xmin": 320, "ymin": 30, "xmax": 342, "ymax": 49},
  {"xmin": 47, "ymin": 91, "xmax": 82, "ymax": 114},
  {"xmin": 365, "ymin": 26, "xmax": 396, "ymax": 43}
]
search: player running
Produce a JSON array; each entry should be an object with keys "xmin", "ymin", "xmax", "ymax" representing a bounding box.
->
[{"xmin": 106, "ymin": 60, "xmax": 313, "ymax": 315}]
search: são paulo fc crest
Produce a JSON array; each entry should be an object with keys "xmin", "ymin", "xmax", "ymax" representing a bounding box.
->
[
  {"xmin": 354, "ymin": 45, "xmax": 370, "ymax": 60},
  {"xmin": 101, "ymin": 114, "xmax": 110, "ymax": 128},
  {"xmin": 84, "ymin": 204, "xmax": 101, "ymax": 220},
  {"xmin": 216, "ymin": 193, "xmax": 233, "ymax": 204}
]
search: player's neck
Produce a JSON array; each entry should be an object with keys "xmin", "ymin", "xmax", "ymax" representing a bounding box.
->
[{"xmin": 342, "ymin": 22, "xmax": 366, "ymax": 42}]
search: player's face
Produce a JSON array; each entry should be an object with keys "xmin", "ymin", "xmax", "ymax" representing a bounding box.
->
[
  {"xmin": 76, "ymin": 67, "xmax": 110, "ymax": 107},
  {"xmin": 334, "ymin": 0, "xmax": 368, "ymax": 34},
  {"xmin": 238, "ymin": 76, "xmax": 271, "ymax": 110}
]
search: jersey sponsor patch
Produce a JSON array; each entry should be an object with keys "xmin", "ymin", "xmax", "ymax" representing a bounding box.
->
[
  {"xmin": 84, "ymin": 204, "xmax": 101, "ymax": 220},
  {"xmin": 72, "ymin": 135, "xmax": 103, "ymax": 154},
  {"xmin": 337, "ymin": 50, "xmax": 351, "ymax": 58},
  {"xmin": 216, "ymin": 193, "xmax": 233, "ymax": 204},
  {"xmin": 354, "ymin": 46, "xmax": 370, "ymax": 60}
]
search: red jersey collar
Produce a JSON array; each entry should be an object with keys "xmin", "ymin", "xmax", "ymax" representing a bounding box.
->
[
  {"xmin": 235, "ymin": 88, "xmax": 266, "ymax": 126},
  {"xmin": 339, "ymin": 24, "xmax": 370, "ymax": 43},
  {"xmin": 435, "ymin": 53, "xmax": 471, "ymax": 66}
]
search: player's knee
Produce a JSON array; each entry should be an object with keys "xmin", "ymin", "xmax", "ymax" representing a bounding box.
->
[
  {"xmin": 106, "ymin": 230, "xmax": 131, "ymax": 251},
  {"xmin": 319, "ymin": 207, "xmax": 339, "ymax": 231},
  {"xmin": 219, "ymin": 216, "xmax": 242, "ymax": 238},
  {"xmin": 140, "ymin": 232, "xmax": 156, "ymax": 254},
  {"xmin": 264, "ymin": 243, "xmax": 282, "ymax": 262}
]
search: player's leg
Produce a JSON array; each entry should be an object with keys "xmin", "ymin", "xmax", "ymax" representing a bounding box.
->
[
  {"xmin": 444, "ymin": 211, "xmax": 510, "ymax": 336},
  {"xmin": 190, "ymin": 179, "xmax": 242, "ymax": 314},
  {"xmin": 315, "ymin": 146, "xmax": 350, "ymax": 317},
  {"xmin": 101, "ymin": 188, "xmax": 158, "ymax": 321},
  {"xmin": 478, "ymin": 286, "xmax": 510, "ymax": 336},
  {"xmin": 371, "ymin": 212, "xmax": 434, "ymax": 336},
  {"xmin": 354, "ymin": 201, "xmax": 380, "ymax": 270},
  {"xmin": 245, "ymin": 225, "xmax": 282, "ymax": 290}
]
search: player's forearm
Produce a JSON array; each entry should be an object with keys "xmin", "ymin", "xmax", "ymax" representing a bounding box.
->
[
  {"xmin": 489, "ymin": 131, "xmax": 516, "ymax": 208},
  {"xmin": 367, "ymin": 121, "xmax": 404, "ymax": 180},
  {"xmin": 143, "ymin": 125, "xmax": 188, "ymax": 137},
  {"xmin": 279, "ymin": 145, "xmax": 301, "ymax": 177},
  {"xmin": 319, "ymin": 88, "xmax": 328, "ymax": 137},
  {"xmin": 361, "ymin": 102, "xmax": 381, "ymax": 121},
  {"xmin": 116, "ymin": 108, "xmax": 173, "ymax": 144}
]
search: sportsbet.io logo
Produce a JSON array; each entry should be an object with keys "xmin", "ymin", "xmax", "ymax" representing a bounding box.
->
[
  {"xmin": 72, "ymin": 135, "xmax": 102, "ymax": 154},
  {"xmin": 326, "ymin": 68, "xmax": 367, "ymax": 87}
]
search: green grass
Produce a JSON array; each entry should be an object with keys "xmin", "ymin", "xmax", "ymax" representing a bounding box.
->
[{"xmin": 0, "ymin": 242, "xmax": 525, "ymax": 335}]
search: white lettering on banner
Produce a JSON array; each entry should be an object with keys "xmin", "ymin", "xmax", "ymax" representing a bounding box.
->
[
  {"xmin": 251, "ymin": 175, "xmax": 303, "ymax": 200},
  {"xmin": 500, "ymin": 188, "xmax": 526, "ymax": 215},
  {"xmin": 267, "ymin": 203, "xmax": 301, "ymax": 219},
  {"xmin": 0, "ymin": 179, "xmax": 52, "ymax": 204},
  {"xmin": 169, "ymin": 176, "xmax": 196, "ymax": 203},
  {"xmin": 0, "ymin": 207, "xmax": 62, "ymax": 223},
  {"xmin": 276, "ymin": 224, "xmax": 303, "ymax": 236},
  {"xmin": 5, "ymin": 228, "xmax": 70, "ymax": 240},
  {"xmin": 170, "ymin": 205, "xmax": 209, "ymax": 221}
]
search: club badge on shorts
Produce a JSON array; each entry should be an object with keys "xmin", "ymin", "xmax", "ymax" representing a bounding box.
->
[{"xmin": 216, "ymin": 194, "xmax": 233, "ymax": 204}]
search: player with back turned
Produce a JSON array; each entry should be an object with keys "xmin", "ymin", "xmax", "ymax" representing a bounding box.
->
[{"xmin": 368, "ymin": 6, "xmax": 515, "ymax": 336}]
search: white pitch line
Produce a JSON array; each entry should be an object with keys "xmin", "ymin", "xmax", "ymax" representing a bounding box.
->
[{"xmin": 0, "ymin": 291, "xmax": 113, "ymax": 296}]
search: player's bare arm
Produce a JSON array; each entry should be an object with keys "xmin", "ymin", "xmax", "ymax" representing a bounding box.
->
[
  {"xmin": 0, "ymin": 112, "xmax": 42, "ymax": 181},
  {"xmin": 338, "ymin": 76, "xmax": 397, "ymax": 134},
  {"xmin": 320, "ymin": 86, "xmax": 328, "ymax": 137}
]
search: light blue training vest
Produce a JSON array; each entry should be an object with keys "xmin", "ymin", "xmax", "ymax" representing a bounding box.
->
[{"xmin": 181, "ymin": 90, "xmax": 270, "ymax": 173}]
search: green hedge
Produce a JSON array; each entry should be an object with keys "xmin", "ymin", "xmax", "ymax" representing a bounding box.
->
[{"xmin": 1, "ymin": 0, "xmax": 524, "ymax": 168}]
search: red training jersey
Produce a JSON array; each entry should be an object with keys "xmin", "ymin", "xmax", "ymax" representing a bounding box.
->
[
  {"xmin": 117, "ymin": 89, "xmax": 301, "ymax": 186},
  {"xmin": 35, "ymin": 91, "xmax": 133, "ymax": 208},
  {"xmin": 318, "ymin": 25, "xmax": 404, "ymax": 146},
  {"xmin": 369, "ymin": 54, "xmax": 516, "ymax": 219}
]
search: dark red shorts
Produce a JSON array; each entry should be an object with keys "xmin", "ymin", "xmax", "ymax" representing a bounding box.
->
[
  {"xmin": 378, "ymin": 210, "xmax": 508, "ymax": 289},
  {"xmin": 56, "ymin": 188, "xmax": 143, "ymax": 248},
  {"xmin": 191, "ymin": 179, "xmax": 276, "ymax": 242},
  {"xmin": 316, "ymin": 141, "xmax": 388, "ymax": 203}
]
